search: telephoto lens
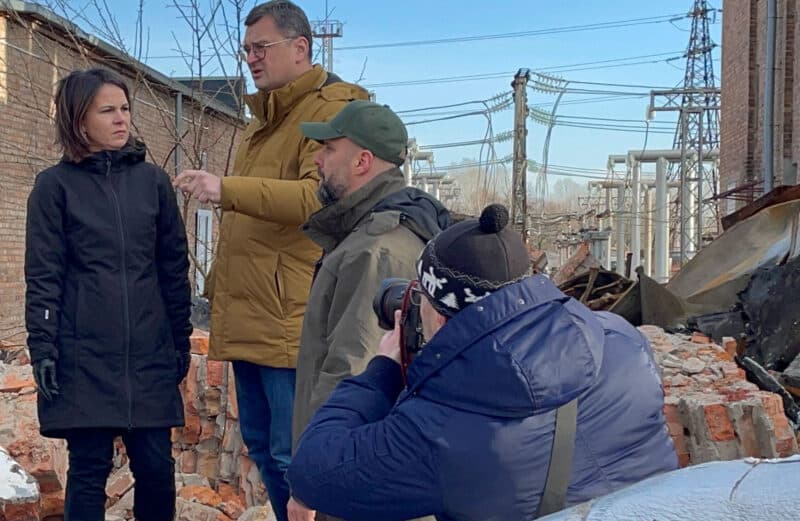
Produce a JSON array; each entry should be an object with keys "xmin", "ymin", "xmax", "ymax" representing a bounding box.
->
[{"xmin": 372, "ymin": 278, "xmax": 410, "ymax": 330}]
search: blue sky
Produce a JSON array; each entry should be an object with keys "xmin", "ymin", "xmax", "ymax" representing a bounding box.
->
[{"xmin": 72, "ymin": 0, "xmax": 722, "ymax": 187}]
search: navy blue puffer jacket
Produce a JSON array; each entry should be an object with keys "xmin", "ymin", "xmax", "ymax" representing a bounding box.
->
[{"xmin": 288, "ymin": 274, "xmax": 678, "ymax": 521}]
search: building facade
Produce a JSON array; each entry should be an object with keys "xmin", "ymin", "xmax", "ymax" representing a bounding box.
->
[{"xmin": 720, "ymin": 0, "xmax": 798, "ymax": 209}]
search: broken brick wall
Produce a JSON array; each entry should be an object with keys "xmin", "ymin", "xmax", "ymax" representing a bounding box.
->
[
  {"xmin": 0, "ymin": 330, "xmax": 267, "ymax": 520},
  {"xmin": 641, "ymin": 326, "xmax": 799, "ymax": 466},
  {"xmin": 170, "ymin": 331, "xmax": 268, "ymax": 507}
]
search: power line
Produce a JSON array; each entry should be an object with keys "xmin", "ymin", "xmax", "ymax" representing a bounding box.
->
[
  {"xmin": 360, "ymin": 51, "xmax": 685, "ymax": 89},
  {"xmin": 361, "ymin": 71, "xmax": 511, "ymax": 88},
  {"xmin": 404, "ymin": 110, "xmax": 488, "ymax": 126},
  {"xmin": 395, "ymin": 99, "xmax": 496, "ymax": 114},
  {"xmin": 542, "ymin": 78, "xmax": 675, "ymax": 90},
  {"xmin": 555, "ymin": 114, "xmax": 675, "ymax": 126},
  {"xmin": 552, "ymin": 122, "xmax": 673, "ymax": 134},
  {"xmin": 542, "ymin": 51, "xmax": 686, "ymax": 71},
  {"xmin": 532, "ymin": 94, "xmax": 650, "ymax": 107},
  {"xmin": 337, "ymin": 13, "xmax": 688, "ymax": 51},
  {"xmin": 419, "ymin": 138, "xmax": 493, "ymax": 150},
  {"xmin": 396, "ymin": 92, "xmax": 511, "ymax": 115},
  {"xmin": 433, "ymin": 158, "xmax": 621, "ymax": 181}
]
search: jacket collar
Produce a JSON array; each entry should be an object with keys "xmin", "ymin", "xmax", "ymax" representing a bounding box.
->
[
  {"xmin": 244, "ymin": 65, "xmax": 328, "ymax": 126},
  {"xmin": 303, "ymin": 167, "xmax": 406, "ymax": 252},
  {"xmin": 67, "ymin": 141, "xmax": 147, "ymax": 175}
]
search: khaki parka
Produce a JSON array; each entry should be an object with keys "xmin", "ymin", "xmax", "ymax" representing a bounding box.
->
[
  {"xmin": 207, "ymin": 65, "xmax": 368, "ymax": 367},
  {"xmin": 293, "ymin": 169, "xmax": 450, "ymax": 448}
]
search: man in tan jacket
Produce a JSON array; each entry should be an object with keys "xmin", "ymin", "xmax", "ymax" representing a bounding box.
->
[{"xmin": 174, "ymin": 2, "xmax": 367, "ymax": 520}]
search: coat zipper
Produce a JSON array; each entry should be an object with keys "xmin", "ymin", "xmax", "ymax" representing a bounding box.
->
[{"xmin": 106, "ymin": 156, "xmax": 133, "ymax": 428}]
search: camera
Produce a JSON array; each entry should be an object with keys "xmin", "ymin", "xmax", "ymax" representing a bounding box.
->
[
  {"xmin": 372, "ymin": 278, "xmax": 426, "ymax": 378},
  {"xmin": 372, "ymin": 278, "xmax": 410, "ymax": 330}
]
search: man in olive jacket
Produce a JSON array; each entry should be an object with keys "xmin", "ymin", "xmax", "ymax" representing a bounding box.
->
[
  {"xmin": 174, "ymin": 2, "xmax": 367, "ymax": 521},
  {"xmin": 288, "ymin": 100, "xmax": 449, "ymax": 521}
]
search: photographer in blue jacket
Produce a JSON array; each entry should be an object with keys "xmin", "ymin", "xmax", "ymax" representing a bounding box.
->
[{"xmin": 287, "ymin": 204, "xmax": 678, "ymax": 521}]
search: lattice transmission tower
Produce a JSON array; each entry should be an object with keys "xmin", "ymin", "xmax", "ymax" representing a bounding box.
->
[{"xmin": 650, "ymin": 0, "xmax": 721, "ymax": 263}]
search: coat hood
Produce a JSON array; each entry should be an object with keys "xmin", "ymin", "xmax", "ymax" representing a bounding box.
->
[
  {"xmin": 304, "ymin": 167, "xmax": 449, "ymax": 251},
  {"xmin": 370, "ymin": 185, "xmax": 450, "ymax": 243},
  {"xmin": 67, "ymin": 141, "xmax": 147, "ymax": 174},
  {"xmin": 403, "ymin": 275, "xmax": 605, "ymax": 418}
]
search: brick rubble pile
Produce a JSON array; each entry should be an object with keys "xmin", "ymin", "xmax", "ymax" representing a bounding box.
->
[
  {"xmin": 641, "ymin": 326, "xmax": 799, "ymax": 466},
  {"xmin": 0, "ymin": 330, "xmax": 271, "ymax": 520},
  {"xmin": 2, "ymin": 327, "xmax": 799, "ymax": 519}
]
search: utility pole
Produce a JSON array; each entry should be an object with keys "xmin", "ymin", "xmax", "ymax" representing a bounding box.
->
[
  {"xmin": 512, "ymin": 69, "xmax": 530, "ymax": 241},
  {"xmin": 311, "ymin": 2, "xmax": 342, "ymax": 72}
]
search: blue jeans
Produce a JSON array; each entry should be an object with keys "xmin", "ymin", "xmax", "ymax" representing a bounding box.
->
[{"xmin": 232, "ymin": 361, "xmax": 295, "ymax": 521}]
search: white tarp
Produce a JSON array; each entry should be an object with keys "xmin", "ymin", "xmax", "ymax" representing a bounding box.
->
[
  {"xmin": 542, "ymin": 456, "xmax": 800, "ymax": 521},
  {"xmin": 0, "ymin": 446, "xmax": 38, "ymax": 502}
]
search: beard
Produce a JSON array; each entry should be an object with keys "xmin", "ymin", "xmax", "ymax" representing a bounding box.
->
[{"xmin": 316, "ymin": 174, "xmax": 348, "ymax": 206}]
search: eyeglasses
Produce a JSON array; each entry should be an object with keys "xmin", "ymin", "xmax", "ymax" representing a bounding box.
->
[{"xmin": 238, "ymin": 37, "xmax": 294, "ymax": 61}]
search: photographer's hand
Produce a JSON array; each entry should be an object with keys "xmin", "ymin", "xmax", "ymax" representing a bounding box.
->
[
  {"xmin": 287, "ymin": 497, "xmax": 315, "ymax": 521},
  {"xmin": 378, "ymin": 310, "xmax": 402, "ymax": 364}
]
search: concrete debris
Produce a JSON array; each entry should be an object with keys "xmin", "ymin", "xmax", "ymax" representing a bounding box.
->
[
  {"xmin": 238, "ymin": 506, "xmax": 277, "ymax": 521},
  {"xmin": 0, "ymin": 363, "xmax": 68, "ymax": 518},
  {"xmin": 641, "ymin": 326, "xmax": 799, "ymax": 467},
  {"xmin": 175, "ymin": 497, "xmax": 233, "ymax": 521},
  {"xmin": 0, "ymin": 446, "xmax": 40, "ymax": 521}
]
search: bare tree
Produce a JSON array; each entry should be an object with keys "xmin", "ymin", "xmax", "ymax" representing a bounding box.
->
[{"xmin": 0, "ymin": 0, "xmax": 248, "ymax": 341}]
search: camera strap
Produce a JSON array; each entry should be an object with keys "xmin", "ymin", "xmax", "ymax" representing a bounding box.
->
[{"xmin": 536, "ymin": 398, "xmax": 578, "ymax": 518}]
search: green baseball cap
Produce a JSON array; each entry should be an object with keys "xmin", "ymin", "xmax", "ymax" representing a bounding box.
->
[{"xmin": 301, "ymin": 100, "xmax": 408, "ymax": 166}]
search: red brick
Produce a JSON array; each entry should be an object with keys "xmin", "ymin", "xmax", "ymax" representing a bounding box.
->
[
  {"xmin": 0, "ymin": 501, "xmax": 40, "ymax": 521},
  {"xmin": 776, "ymin": 436, "xmax": 798, "ymax": 457},
  {"xmin": 178, "ymin": 485, "xmax": 223, "ymax": 508},
  {"xmin": 207, "ymin": 360, "xmax": 225, "ymax": 387},
  {"xmin": 40, "ymin": 490, "xmax": 65, "ymax": 518},
  {"xmin": 200, "ymin": 418, "xmax": 217, "ymax": 441},
  {"xmin": 180, "ymin": 450, "xmax": 197, "ymax": 474},
  {"xmin": 217, "ymin": 482, "xmax": 239, "ymax": 504},
  {"xmin": 0, "ymin": 372, "xmax": 35, "ymax": 393},
  {"xmin": 220, "ymin": 500, "xmax": 246, "ymax": 520},
  {"xmin": 106, "ymin": 466, "xmax": 134, "ymax": 499},
  {"xmin": 191, "ymin": 331, "xmax": 210, "ymax": 356},
  {"xmin": 180, "ymin": 414, "xmax": 201, "ymax": 444},
  {"xmin": 703, "ymin": 403, "xmax": 736, "ymax": 441}
]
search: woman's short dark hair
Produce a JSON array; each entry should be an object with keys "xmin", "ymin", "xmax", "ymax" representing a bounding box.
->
[{"xmin": 54, "ymin": 68, "xmax": 132, "ymax": 162}]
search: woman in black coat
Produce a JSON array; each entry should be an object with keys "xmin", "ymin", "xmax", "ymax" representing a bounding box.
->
[{"xmin": 24, "ymin": 68, "xmax": 192, "ymax": 521}]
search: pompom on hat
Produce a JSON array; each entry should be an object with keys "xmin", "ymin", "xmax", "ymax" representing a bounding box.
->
[{"xmin": 416, "ymin": 204, "xmax": 531, "ymax": 316}]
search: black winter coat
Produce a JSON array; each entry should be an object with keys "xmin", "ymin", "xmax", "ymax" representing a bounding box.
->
[{"xmin": 24, "ymin": 143, "xmax": 192, "ymax": 437}]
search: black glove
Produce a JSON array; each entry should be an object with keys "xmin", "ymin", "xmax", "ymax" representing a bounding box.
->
[
  {"xmin": 176, "ymin": 351, "xmax": 191, "ymax": 384},
  {"xmin": 32, "ymin": 358, "xmax": 60, "ymax": 401}
]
